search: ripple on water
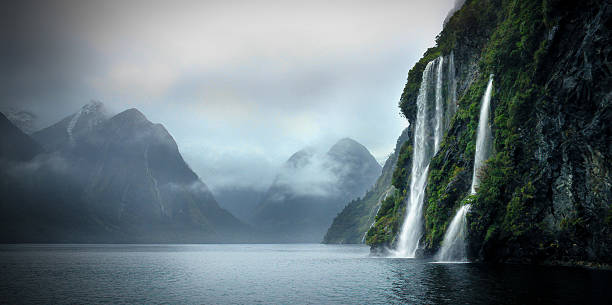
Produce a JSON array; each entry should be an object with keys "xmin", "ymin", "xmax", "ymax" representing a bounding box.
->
[{"xmin": 0, "ymin": 244, "xmax": 610, "ymax": 304}]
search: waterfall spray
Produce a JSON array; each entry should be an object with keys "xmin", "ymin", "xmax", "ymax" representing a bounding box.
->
[
  {"xmin": 435, "ymin": 74, "xmax": 494, "ymax": 262},
  {"xmin": 394, "ymin": 57, "xmax": 448, "ymax": 258},
  {"xmin": 470, "ymin": 74, "xmax": 494, "ymax": 194},
  {"xmin": 434, "ymin": 57, "xmax": 445, "ymax": 153},
  {"xmin": 435, "ymin": 204, "xmax": 469, "ymax": 262}
]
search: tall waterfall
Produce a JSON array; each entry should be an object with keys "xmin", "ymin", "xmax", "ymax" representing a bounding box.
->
[
  {"xmin": 394, "ymin": 56, "xmax": 448, "ymax": 258},
  {"xmin": 435, "ymin": 74, "xmax": 494, "ymax": 262},
  {"xmin": 446, "ymin": 52, "xmax": 457, "ymax": 129},
  {"xmin": 470, "ymin": 74, "xmax": 494, "ymax": 194},
  {"xmin": 434, "ymin": 57, "xmax": 445, "ymax": 153}
]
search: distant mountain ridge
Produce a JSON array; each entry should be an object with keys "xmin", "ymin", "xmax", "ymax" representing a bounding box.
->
[
  {"xmin": 323, "ymin": 127, "xmax": 412, "ymax": 244},
  {"xmin": 252, "ymin": 138, "xmax": 381, "ymax": 242},
  {"xmin": 32, "ymin": 101, "xmax": 108, "ymax": 152},
  {"xmin": 0, "ymin": 112, "xmax": 43, "ymax": 162},
  {"xmin": 0, "ymin": 103, "xmax": 250, "ymax": 243}
]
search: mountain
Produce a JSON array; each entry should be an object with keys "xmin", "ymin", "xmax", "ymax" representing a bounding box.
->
[
  {"xmin": 0, "ymin": 105, "xmax": 249, "ymax": 243},
  {"xmin": 3, "ymin": 109, "xmax": 38, "ymax": 134},
  {"xmin": 367, "ymin": 0, "xmax": 611, "ymax": 265},
  {"xmin": 32, "ymin": 100, "xmax": 108, "ymax": 152},
  {"xmin": 253, "ymin": 138, "xmax": 381, "ymax": 242},
  {"xmin": 212, "ymin": 187, "xmax": 265, "ymax": 224},
  {"xmin": 323, "ymin": 127, "xmax": 411, "ymax": 244},
  {"xmin": 0, "ymin": 112, "xmax": 43, "ymax": 161}
]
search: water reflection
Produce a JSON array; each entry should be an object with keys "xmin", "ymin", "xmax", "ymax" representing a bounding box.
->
[
  {"xmin": 1, "ymin": 245, "xmax": 610, "ymax": 304},
  {"xmin": 385, "ymin": 259, "xmax": 611, "ymax": 304}
]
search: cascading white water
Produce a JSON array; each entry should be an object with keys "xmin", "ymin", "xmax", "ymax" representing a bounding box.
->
[
  {"xmin": 434, "ymin": 57, "xmax": 445, "ymax": 153},
  {"xmin": 446, "ymin": 51, "xmax": 457, "ymax": 129},
  {"xmin": 470, "ymin": 74, "xmax": 494, "ymax": 194},
  {"xmin": 435, "ymin": 74, "xmax": 494, "ymax": 262},
  {"xmin": 394, "ymin": 57, "xmax": 447, "ymax": 258},
  {"xmin": 435, "ymin": 204, "xmax": 469, "ymax": 262}
]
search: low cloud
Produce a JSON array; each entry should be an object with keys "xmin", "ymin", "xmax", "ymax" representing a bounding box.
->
[
  {"xmin": 2, "ymin": 0, "xmax": 456, "ymax": 192},
  {"xmin": 273, "ymin": 151, "xmax": 341, "ymax": 198}
]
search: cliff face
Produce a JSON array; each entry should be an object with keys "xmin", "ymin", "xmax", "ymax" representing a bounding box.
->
[{"xmin": 368, "ymin": 0, "xmax": 611, "ymax": 264}]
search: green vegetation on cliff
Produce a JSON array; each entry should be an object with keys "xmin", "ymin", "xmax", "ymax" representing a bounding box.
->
[
  {"xmin": 324, "ymin": 128, "xmax": 411, "ymax": 244},
  {"xmin": 367, "ymin": 0, "xmax": 611, "ymax": 264}
]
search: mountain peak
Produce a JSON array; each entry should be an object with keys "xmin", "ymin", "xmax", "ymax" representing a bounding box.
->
[
  {"xmin": 111, "ymin": 108, "xmax": 148, "ymax": 124},
  {"xmin": 327, "ymin": 137, "xmax": 371, "ymax": 158},
  {"xmin": 285, "ymin": 147, "xmax": 316, "ymax": 169},
  {"xmin": 80, "ymin": 100, "xmax": 105, "ymax": 114}
]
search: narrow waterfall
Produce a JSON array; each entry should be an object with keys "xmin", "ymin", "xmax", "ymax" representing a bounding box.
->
[
  {"xmin": 434, "ymin": 57, "xmax": 445, "ymax": 153},
  {"xmin": 435, "ymin": 204, "xmax": 469, "ymax": 262},
  {"xmin": 470, "ymin": 74, "xmax": 494, "ymax": 194},
  {"xmin": 435, "ymin": 74, "xmax": 494, "ymax": 262},
  {"xmin": 446, "ymin": 51, "xmax": 457, "ymax": 129},
  {"xmin": 394, "ymin": 57, "xmax": 446, "ymax": 258}
]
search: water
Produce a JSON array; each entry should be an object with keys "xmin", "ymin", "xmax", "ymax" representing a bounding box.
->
[
  {"xmin": 435, "ymin": 204, "xmax": 470, "ymax": 262},
  {"xmin": 446, "ymin": 51, "xmax": 457, "ymax": 129},
  {"xmin": 395, "ymin": 57, "xmax": 447, "ymax": 258},
  {"xmin": 0, "ymin": 244, "xmax": 610, "ymax": 304},
  {"xmin": 434, "ymin": 56, "xmax": 445, "ymax": 153},
  {"xmin": 470, "ymin": 74, "xmax": 494, "ymax": 194},
  {"xmin": 436, "ymin": 75, "xmax": 494, "ymax": 262}
]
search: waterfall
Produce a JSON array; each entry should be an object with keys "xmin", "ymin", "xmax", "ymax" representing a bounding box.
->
[
  {"xmin": 446, "ymin": 51, "xmax": 457, "ymax": 129},
  {"xmin": 435, "ymin": 204, "xmax": 469, "ymax": 262},
  {"xmin": 435, "ymin": 75, "xmax": 494, "ymax": 262},
  {"xmin": 394, "ymin": 57, "xmax": 447, "ymax": 258},
  {"xmin": 434, "ymin": 57, "xmax": 445, "ymax": 153},
  {"xmin": 470, "ymin": 74, "xmax": 494, "ymax": 194}
]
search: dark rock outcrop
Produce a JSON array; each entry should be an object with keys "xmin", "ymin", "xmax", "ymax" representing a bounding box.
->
[{"xmin": 367, "ymin": 0, "xmax": 611, "ymax": 265}]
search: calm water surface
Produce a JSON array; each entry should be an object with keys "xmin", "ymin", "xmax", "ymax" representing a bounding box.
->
[{"xmin": 0, "ymin": 244, "xmax": 610, "ymax": 304}]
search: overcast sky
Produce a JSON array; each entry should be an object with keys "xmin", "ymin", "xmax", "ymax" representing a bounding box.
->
[{"xmin": 1, "ymin": 0, "xmax": 457, "ymax": 191}]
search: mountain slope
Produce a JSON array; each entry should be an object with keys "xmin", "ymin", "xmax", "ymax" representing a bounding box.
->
[
  {"xmin": 323, "ymin": 128, "xmax": 411, "ymax": 244},
  {"xmin": 367, "ymin": 0, "xmax": 611, "ymax": 265},
  {"xmin": 253, "ymin": 138, "xmax": 381, "ymax": 242},
  {"xmin": 0, "ymin": 112, "xmax": 42, "ymax": 161},
  {"xmin": 32, "ymin": 100, "xmax": 108, "ymax": 152},
  {"xmin": 1, "ymin": 105, "xmax": 249, "ymax": 243}
]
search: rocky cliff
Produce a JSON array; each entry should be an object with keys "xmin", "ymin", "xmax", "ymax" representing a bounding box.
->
[{"xmin": 368, "ymin": 0, "xmax": 611, "ymax": 265}]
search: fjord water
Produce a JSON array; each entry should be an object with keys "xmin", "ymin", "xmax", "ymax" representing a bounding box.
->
[{"xmin": 1, "ymin": 244, "xmax": 610, "ymax": 304}]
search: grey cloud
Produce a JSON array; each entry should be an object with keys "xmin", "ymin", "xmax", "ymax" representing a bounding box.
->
[{"xmin": 2, "ymin": 0, "xmax": 457, "ymax": 191}]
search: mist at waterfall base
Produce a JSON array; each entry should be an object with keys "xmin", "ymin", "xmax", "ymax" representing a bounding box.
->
[
  {"xmin": 1, "ymin": 244, "xmax": 610, "ymax": 304},
  {"xmin": 435, "ymin": 75, "xmax": 495, "ymax": 262},
  {"xmin": 394, "ymin": 54, "xmax": 456, "ymax": 258}
]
